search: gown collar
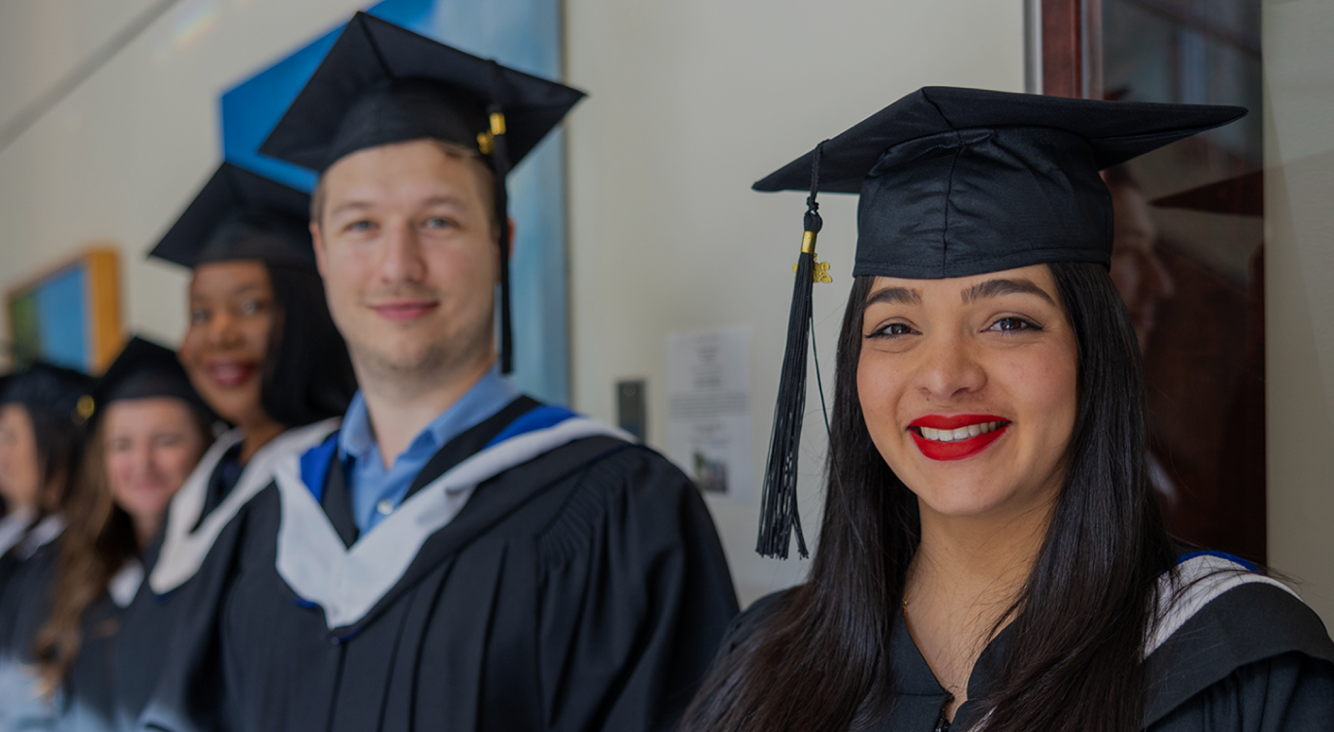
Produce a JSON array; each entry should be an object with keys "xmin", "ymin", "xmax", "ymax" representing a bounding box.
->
[
  {"xmin": 149, "ymin": 419, "xmax": 342, "ymax": 594},
  {"xmin": 0, "ymin": 505, "xmax": 35, "ymax": 557},
  {"xmin": 275, "ymin": 406, "xmax": 633, "ymax": 630}
]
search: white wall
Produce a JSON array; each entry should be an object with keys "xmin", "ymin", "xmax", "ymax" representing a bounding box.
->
[
  {"xmin": 1263, "ymin": 0, "xmax": 1334, "ymax": 624},
  {"xmin": 564, "ymin": 0, "xmax": 1025, "ymax": 604},
  {"xmin": 0, "ymin": 0, "xmax": 367, "ymax": 349}
]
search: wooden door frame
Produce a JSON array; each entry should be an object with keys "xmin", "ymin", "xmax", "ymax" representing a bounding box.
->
[{"xmin": 1038, "ymin": 0, "xmax": 1103, "ymax": 99}]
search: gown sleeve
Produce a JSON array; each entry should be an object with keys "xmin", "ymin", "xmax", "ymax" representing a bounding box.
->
[
  {"xmin": 1151, "ymin": 652, "xmax": 1334, "ymax": 731},
  {"xmin": 532, "ymin": 446, "xmax": 740, "ymax": 732}
]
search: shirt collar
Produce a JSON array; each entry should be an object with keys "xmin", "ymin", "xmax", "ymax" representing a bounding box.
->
[{"xmin": 338, "ymin": 366, "xmax": 520, "ymax": 463}]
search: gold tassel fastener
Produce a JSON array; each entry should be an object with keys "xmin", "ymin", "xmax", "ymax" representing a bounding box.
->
[{"xmin": 793, "ymin": 231, "xmax": 832, "ymax": 283}]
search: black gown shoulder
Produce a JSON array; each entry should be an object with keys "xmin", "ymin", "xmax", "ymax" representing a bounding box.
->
[
  {"xmin": 141, "ymin": 417, "xmax": 739, "ymax": 732},
  {"xmin": 1146, "ymin": 568, "xmax": 1334, "ymax": 730},
  {"xmin": 697, "ymin": 557, "xmax": 1334, "ymax": 731}
]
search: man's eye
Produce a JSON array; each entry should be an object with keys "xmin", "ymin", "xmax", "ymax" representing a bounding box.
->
[
  {"xmin": 190, "ymin": 309, "xmax": 209, "ymax": 325},
  {"xmin": 424, "ymin": 217, "xmax": 455, "ymax": 230},
  {"xmin": 345, "ymin": 220, "xmax": 374, "ymax": 234}
]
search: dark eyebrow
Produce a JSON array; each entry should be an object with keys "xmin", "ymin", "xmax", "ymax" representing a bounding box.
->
[
  {"xmin": 961, "ymin": 278, "xmax": 1056, "ymax": 306},
  {"xmin": 865, "ymin": 286, "xmax": 923, "ymax": 307}
]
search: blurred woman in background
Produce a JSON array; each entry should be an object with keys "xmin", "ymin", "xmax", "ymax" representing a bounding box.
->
[
  {"xmin": 112, "ymin": 162, "xmax": 357, "ymax": 726},
  {"xmin": 0, "ymin": 363, "xmax": 92, "ymax": 730},
  {"xmin": 32, "ymin": 337, "xmax": 213, "ymax": 730}
]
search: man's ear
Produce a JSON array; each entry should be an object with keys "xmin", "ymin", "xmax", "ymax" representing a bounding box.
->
[{"xmin": 310, "ymin": 220, "xmax": 327, "ymax": 278}]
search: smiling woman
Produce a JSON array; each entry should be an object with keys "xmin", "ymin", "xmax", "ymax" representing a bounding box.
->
[
  {"xmin": 679, "ymin": 87, "xmax": 1334, "ymax": 732},
  {"xmin": 858, "ymin": 266, "xmax": 1078, "ymax": 525},
  {"xmin": 31, "ymin": 337, "xmax": 214, "ymax": 725}
]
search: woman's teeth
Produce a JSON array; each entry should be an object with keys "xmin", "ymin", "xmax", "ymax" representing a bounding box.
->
[{"xmin": 918, "ymin": 421, "xmax": 1004, "ymax": 442}]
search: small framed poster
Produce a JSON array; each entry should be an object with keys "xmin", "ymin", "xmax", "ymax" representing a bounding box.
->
[{"xmin": 7, "ymin": 247, "xmax": 122, "ymax": 374}]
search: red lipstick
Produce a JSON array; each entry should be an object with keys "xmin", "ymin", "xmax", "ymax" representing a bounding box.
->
[{"xmin": 908, "ymin": 414, "xmax": 1009, "ymax": 461}]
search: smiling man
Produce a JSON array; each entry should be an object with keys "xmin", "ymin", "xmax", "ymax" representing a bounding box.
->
[{"xmin": 138, "ymin": 12, "xmax": 738, "ymax": 732}]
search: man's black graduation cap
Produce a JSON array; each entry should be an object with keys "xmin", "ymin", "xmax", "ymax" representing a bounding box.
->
[
  {"xmin": 149, "ymin": 162, "xmax": 315, "ymax": 270},
  {"xmin": 0, "ymin": 362, "xmax": 95, "ymax": 426},
  {"xmin": 752, "ymin": 86, "xmax": 1246, "ymax": 559},
  {"xmin": 258, "ymin": 11, "xmax": 586, "ymax": 373},
  {"xmin": 84, "ymin": 337, "xmax": 212, "ymax": 426}
]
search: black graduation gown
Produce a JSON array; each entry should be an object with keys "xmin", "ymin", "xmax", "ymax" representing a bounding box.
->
[
  {"xmin": 0, "ymin": 533, "xmax": 61, "ymax": 728},
  {"xmin": 141, "ymin": 401, "xmax": 739, "ymax": 732},
  {"xmin": 116, "ymin": 420, "xmax": 342, "ymax": 728},
  {"xmin": 56, "ymin": 588, "xmax": 133, "ymax": 731},
  {"xmin": 113, "ymin": 447, "xmax": 241, "ymax": 726},
  {"xmin": 716, "ymin": 556, "xmax": 1334, "ymax": 730}
]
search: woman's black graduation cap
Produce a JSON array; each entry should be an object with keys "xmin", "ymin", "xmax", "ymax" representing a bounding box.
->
[
  {"xmin": 83, "ymin": 337, "xmax": 212, "ymax": 427},
  {"xmin": 258, "ymin": 11, "xmax": 586, "ymax": 373},
  {"xmin": 752, "ymin": 86, "xmax": 1246, "ymax": 559},
  {"xmin": 0, "ymin": 362, "xmax": 95, "ymax": 426},
  {"xmin": 149, "ymin": 162, "xmax": 315, "ymax": 271}
]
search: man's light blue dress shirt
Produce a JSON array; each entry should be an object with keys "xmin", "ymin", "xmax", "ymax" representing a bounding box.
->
[{"xmin": 339, "ymin": 367, "xmax": 519, "ymax": 533}]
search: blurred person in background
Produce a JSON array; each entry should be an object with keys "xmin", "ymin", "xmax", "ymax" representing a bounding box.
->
[
  {"xmin": 110, "ymin": 163, "xmax": 357, "ymax": 727},
  {"xmin": 0, "ymin": 363, "xmax": 92, "ymax": 730},
  {"xmin": 28, "ymin": 338, "xmax": 213, "ymax": 730}
]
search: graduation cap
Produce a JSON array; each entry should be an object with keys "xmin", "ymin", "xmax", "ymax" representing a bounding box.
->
[
  {"xmin": 83, "ymin": 337, "xmax": 212, "ymax": 427},
  {"xmin": 149, "ymin": 162, "xmax": 315, "ymax": 270},
  {"xmin": 258, "ymin": 11, "xmax": 586, "ymax": 373},
  {"xmin": 0, "ymin": 362, "xmax": 95, "ymax": 426},
  {"xmin": 752, "ymin": 87, "xmax": 1246, "ymax": 559},
  {"xmin": 1151, "ymin": 170, "xmax": 1263, "ymax": 217}
]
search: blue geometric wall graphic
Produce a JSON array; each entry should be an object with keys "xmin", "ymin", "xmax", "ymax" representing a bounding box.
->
[{"xmin": 218, "ymin": 0, "xmax": 572, "ymax": 405}]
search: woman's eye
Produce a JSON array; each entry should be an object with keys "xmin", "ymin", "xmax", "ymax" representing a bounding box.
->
[
  {"xmin": 989, "ymin": 317, "xmax": 1039, "ymax": 333},
  {"xmin": 239, "ymin": 299, "xmax": 262, "ymax": 316},
  {"xmin": 153, "ymin": 434, "xmax": 184, "ymax": 448},
  {"xmin": 190, "ymin": 309, "xmax": 209, "ymax": 325},
  {"xmin": 870, "ymin": 322, "xmax": 917, "ymax": 338}
]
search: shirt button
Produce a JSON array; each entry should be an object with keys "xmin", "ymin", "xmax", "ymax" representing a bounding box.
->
[{"xmin": 376, "ymin": 499, "xmax": 394, "ymax": 516}]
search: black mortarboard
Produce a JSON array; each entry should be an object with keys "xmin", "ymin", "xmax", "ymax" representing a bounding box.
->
[
  {"xmin": 258, "ymin": 12, "xmax": 585, "ymax": 173},
  {"xmin": 149, "ymin": 162, "xmax": 315, "ymax": 270},
  {"xmin": 258, "ymin": 12, "xmax": 585, "ymax": 373},
  {"xmin": 84, "ymin": 337, "xmax": 212, "ymax": 426},
  {"xmin": 1152, "ymin": 170, "xmax": 1263, "ymax": 217},
  {"xmin": 0, "ymin": 362, "xmax": 95, "ymax": 426},
  {"xmin": 752, "ymin": 87, "xmax": 1245, "ymax": 559}
]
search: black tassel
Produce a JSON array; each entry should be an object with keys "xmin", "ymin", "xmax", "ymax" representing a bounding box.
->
[
  {"xmin": 756, "ymin": 142, "xmax": 827, "ymax": 560},
  {"xmin": 488, "ymin": 63, "xmax": 514, "ymax": 374}
]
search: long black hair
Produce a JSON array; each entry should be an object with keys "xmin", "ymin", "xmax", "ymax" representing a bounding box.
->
[
  {"xmin": 680, "ymin": 262, "xmax": 1175, "ymax": 732},
  {"xmin": 259, "ymin": 263, "xmax": 357, "ymax": 427}
]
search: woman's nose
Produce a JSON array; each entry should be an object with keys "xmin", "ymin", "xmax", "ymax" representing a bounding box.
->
[{"xmin": 915, "ymin": 331, "xmax": 986, "ymax": 401}]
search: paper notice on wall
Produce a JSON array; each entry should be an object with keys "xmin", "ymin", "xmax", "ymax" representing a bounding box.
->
[{"xmin": 666, "ymin": 326, "xmax": 753, "ymax": 501}]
